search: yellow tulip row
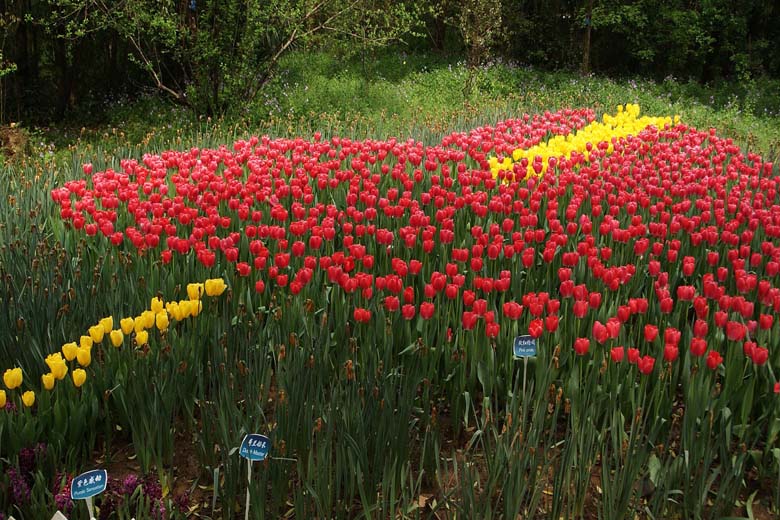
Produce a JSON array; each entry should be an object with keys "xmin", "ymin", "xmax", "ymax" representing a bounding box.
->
[
  {"xmin": 0, "ymin": 278, "xmax": 228, "ymax": 409},
  {"xmin": 488, "ymin": 104, "xmax": 679, "ymax": 180}
]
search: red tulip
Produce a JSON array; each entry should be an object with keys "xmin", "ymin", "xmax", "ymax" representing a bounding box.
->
[
  {"xmin": 236, "ymin": 262, "xmax": 251, "ymax": 277},
  {"xmin": 462, "ymin": 311, "xmax": 477, "ymax": 330},
  {"xmin": 573, "ymin": 300, "xmax": 589, "ymax": 318},
  {"xmin": 714, "ymin": 311, "xmax": 728, "ymax": 327},
  {"xmin": 486, "ymin": 322, "xmax": 500, "ymax": 338},
  {"xmin": 677, "ymin": 285, "xmax": 696, "ymax": 301},
  {"xmin": 529, "ymin": 319, "xmax": 544, "ymax": 338},
  {"xmin": 663, "ymin": 344, "xmax": 679, "ymax": 362},
  {"xmin": 644, "ymin": 324, "xmax": 659, "ymax": 342},
  {"xmin": 690, "ymin": 337, "xmax": 707, "ymax": 357},
  {"xmin": 353, "ymin": 308, "xmax": 372, "ymax": 323},
  {"xmin": 693, "ymin": 319, "xmax": 708, "ymax": 338},
  {"xmin": 726, "ymin": 321, "xmax": 746, "ymax": 341},
  {"xmin": 420, "ymin": 302, "xmax": 435, "ymax": 320},
  {"xmin": 545, "ymin": 315, "xmax": 559, "ymax": 332},
  {"xmin": 759, "ymin": 314, "xmax": 774, "ymax": 330},
  {"xmin": 638, "ymin": 355, "xmax": 655, "ymax": 375},
  {"xmin": 706, "ymin": 350, "xmax": 722, "ymax": 370},
  {"xmin": 751, "ymin": 347, "xmax": 769, "ymax": 366},
  {"xmin": 384, "ymin": 296, "xmax": 400, "ymax": 312},
  {"xmin": 573, "ymin": 337, "xmax": 590, "ymax": 356},
  {"xmin": 610, "ymin": 346, "xmax": 624, "ymax": 362},
  {"xmin": 606, "ymin": 318, "xmax": 621, "ymax": 339},
  {"xmin": 592, "ymin": 321, "xmax": 608, "ymax": 344}
]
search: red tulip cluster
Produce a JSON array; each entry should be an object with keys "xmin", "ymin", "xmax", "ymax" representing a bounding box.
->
[{"xmin": 52, "ymin": 107, "xmax": 780, "ymax": 385}]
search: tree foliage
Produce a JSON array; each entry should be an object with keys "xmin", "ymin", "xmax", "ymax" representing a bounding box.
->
[{"xmin": 1, "ymin": 0, "xmax": 779, "ymax": 122}]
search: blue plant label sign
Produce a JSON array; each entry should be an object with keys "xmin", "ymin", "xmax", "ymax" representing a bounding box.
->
[
  {"xmin": 513, "ymin": 335, "xmax": 537, "ymax": 358},
  {"xmin": 239, "ymin": 434, "xmax": 270, "ymax": 462},
  {"xmin": 70, "ymin": 469, "xmax": 107, "ymax": 500}
]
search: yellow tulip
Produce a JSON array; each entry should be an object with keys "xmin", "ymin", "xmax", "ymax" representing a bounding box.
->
[
  {"xmin": 0, "ymin": 390, "xmax": 5, "ymax": 408},
  {"xmin": 151, "ymin": 297, "xmax": 164, "ymax": 314},
  {"xmin": 134, "ymin": 315, "xmax": 146, "ymax": 333},
  {"xmin": 141, "ymin": 310, "xmax": 155, "ymax": 330},
  {"xmin": 80, "ymin": 335, "xmax": 94, "ymax": 350},
  {"xmin": 110, "ymin": 330, "xmax": 124, "ymax": 347},
  {"xmin": 187, "ymin": 283, "xmax": 204, "ymax": 300},
  {"xmin": 88, "ymin": 325, "xmax": 105, "ymax": 343},
  {"xmin": 41, "ymin": 373, "xmax": 55, "ymax": 391},
  {"xmin": 178, "ymin": 300, "xmax": 192, "ymax": 319},
  {"xmin": 51, "ymin": 361, "xmax": 68, "ymax": 381},
  {"xmin": 72, "ymin": 369, "xmax": 87, "ymax": 388},
  {"xmin": 62, "ymin": 342, "xmax": 78, "ymax": 361},
  {"xmin": 205, "ymin": 278, "xmax": 227, "ymax": 296},
  {"xmin": 3, "ymin": 367, "xmax": 22, "ymax": 390},
  {"xmin": 46, "ymin": 354, "xmax": 68, "ymax": 380},
  {"xmin": 45, "ymin": 352, "xmax": 64, "ymax": 371},
  {"xmin": 76, "ymin": 347, "xmax": 92, "ymax": 367},
  {"xmin": 120, "ymin": 317, "xmax": 135, "ymax": 335},
  {"xmin": 167, "ymin": 302, "xmax": 183, "ymax": 321},
  {"xmin": 155, "ymin": 311, "xmax": 170, "ymax": 330},
  {"xmin": 21, "ymin": 391, "xmax": 35, "ymax": 407},
  {"xmin": 100, "ymin": 316, "xmax": 114, "ymax": 335},
  {"xmin": 135, "ymin": 330, "xmax": 149, "ymax": 346},
  {"xmin": 191, "ymin": 300, "xmax": 203, "ymax": 317}
]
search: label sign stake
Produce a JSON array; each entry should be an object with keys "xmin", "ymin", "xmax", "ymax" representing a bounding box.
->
[
  {"xmin": 239, "ymin": 434, "xmax": 270, "ymax": 520},
  {"xmin": 513, "ymin": 335, "xmax": 537, "ymax": 358},
  {"xmin": 240, "ymin": 433, "xmax": 270, "ymax": 462},
  {"xmin": 514, "ymin": 335, "xmax": 537, "ymax": 400},
  {"xmin": 70, "ymin": 469, "xmax": 107, "ymax": 520}
]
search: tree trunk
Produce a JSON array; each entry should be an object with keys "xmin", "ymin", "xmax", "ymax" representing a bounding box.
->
[
  {"xmin": 581, "ymin": 0, "xmax": 593, "ymax": 75},
  {"xmin": 54, "ymin": 40, "xmax": 70, "ymax": 120}
]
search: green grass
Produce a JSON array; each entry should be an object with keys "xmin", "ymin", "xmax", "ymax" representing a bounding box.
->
[{"xmin": 24, "ymin": 48, "xmax": 780, "ymax": 169}]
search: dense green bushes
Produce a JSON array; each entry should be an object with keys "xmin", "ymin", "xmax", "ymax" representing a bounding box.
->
[{"xmin": 1, "ymin": 0, "xmax": 779, "ymax": 123}]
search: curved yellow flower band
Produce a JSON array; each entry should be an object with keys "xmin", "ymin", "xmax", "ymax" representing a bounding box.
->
[
  {"xmin": 0, "ymin": 278, "xmax": 227, "ymax": 405},
  {"xmin": 489, "ymin": 104, "xmax": 679, "ymax": 180}
]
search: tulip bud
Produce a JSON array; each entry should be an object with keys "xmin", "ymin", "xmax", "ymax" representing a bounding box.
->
[
  {"xmin": 141, "ymin": 310, "xmax": 155, "ymax": 330},
  {"xmin": 135, "ymin": 330, "xmax": 149, "ymax": 346},
  {"xmin": 156, "ymin": 311, "xmax": 170, "ymax": 331},
  {"xmin": 3, "ymin": 367, "xmax": 22, "ymax": 390},
  {"xmin": 110, "ymin": 330, "xmax": 124, "ymax": 347},
  {"xmin": 151, "ymin": 297, "xmax": 164, "ymax": 313},
  {"xmin": 42, "ymin": 373, "xmax": 55, "ymax": 391},
  {"xmin": 72, "ymin": 369, "xmax": 87, "ymax": 388},
  {"xmin": 99, "ymin": 316, "xmax": 114, "ymax": 335},
  {"xmin": 76, "ymin": 347, "xmax": 92, "ymax": 367},
  {"xmin": 89, "ymin": 325, "xmax": 104, "ymax": 343},
  {"xmin": 205, "ymin": 278, "xmax": 227, "ymax": 296},
  {"xmin": 51, "ymin": 361, "xmax": 68, "ymax": 380},
  {"xmin": 0, "ymin": 390, "xmax": 5, "ymax": 408},
  {"xmin": 187, "ymin": 283, "xmax": 204, "ymax": 301},
  {"xmin": 120, "ymin": 317, "xmax": 135, "ymax": 335},
  {"xmin": 62, "ymin": 342, "xmax": 78, "ymax": 361},
  {"xmin": 22, "ymin": 390, "xmax": 35, "ymax": 407},
  {"xmin": 131, "ymin": 316, "xmax": 143, "ymax": 333}
]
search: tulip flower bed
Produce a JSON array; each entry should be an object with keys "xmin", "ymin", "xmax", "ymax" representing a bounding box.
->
[{"xmin": 2, "ymin": 104, "xmax": 780, "ymax": 518}]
